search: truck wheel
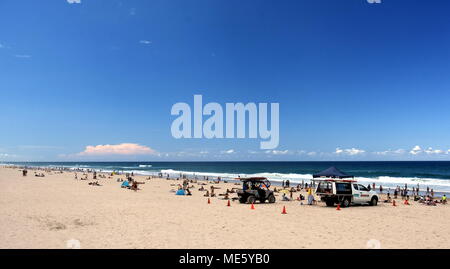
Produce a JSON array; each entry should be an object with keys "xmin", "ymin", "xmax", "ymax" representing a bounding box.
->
[
  {"xmin": 247, "ymin": 196, "xmax": 256, "ymax": 204},
  {"xmin": 268, "ymin": 195, "xmax": 276, "ymax": 203},
  {"xmin": 340, "ymin": 198, "xmax": 350, "ymax": 208},
  {"xmin": 325, "ymin": 200, "xmax": 334, "ymax": 207},
  {"xmin": 370, "ymin": 196, "xmax": 378, "ymax": 206}
]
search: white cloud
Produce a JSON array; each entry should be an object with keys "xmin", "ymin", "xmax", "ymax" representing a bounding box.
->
[
  {"xmin": 67, "ymin": 0, "xmax": 81, "ymax": 4},
  {"xmin": 424, "ymin": 147, "xmax": 445, "ymax": 155},
  {"xmin": 410, "ymin": 145, "xmax": 422, "ymax": 155},
  {"xmin": 221, "ymin": 149, "xmax": 235, "ymax": 154},
  {"xmin": 265, "ymin": 150, "xmax": 289, "ymax": 155},
  {"xmin": 307, "ymin": 151, "xmax": 317, "ymax": 156},
  {"xmin": 374, "ymin": 149, "xmax": 405, "ymax": 156},
  {"xmin": 335, "ymin": 147, "xmax": 365, "ymax": 156},
  {"xmin": 139, "ymin": 40, "xmax": 152, "ymax": 45},
  {"xmin": 77, "ymin": 143, "xmax": 156, "ymax": 156}
]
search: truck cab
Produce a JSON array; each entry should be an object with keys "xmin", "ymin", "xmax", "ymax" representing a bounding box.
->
[{"xmin": 315, "ymin": 179, "xmax": 378, "ymax": 207}]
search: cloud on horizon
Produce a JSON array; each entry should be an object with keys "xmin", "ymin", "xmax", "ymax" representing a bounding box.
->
[
  {"xmin": 77, "ymin": 143, "xmax": 157, "ymax": 156},
  {"xmin": 335, "ymin": 147, "xmax": 365, "ymax": 156},
  {"xmin": 67, "ymin": 0, "xmax": 81, "ymax": 4}
]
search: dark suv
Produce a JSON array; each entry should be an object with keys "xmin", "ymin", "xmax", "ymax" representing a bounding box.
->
[{"xmin": 236, "ymin": 177, "xmax": 276, "ymax": 204}]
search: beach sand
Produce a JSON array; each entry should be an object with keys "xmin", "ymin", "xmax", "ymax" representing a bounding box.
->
[{"xmin": 0, "ymin": 166, "xmax": 448, "ymax": 249}]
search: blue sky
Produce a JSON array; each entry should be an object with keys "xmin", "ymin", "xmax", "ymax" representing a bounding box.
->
[{"xmin": 1, "ymin": 0, "xmax": 450, "ymax": 161}]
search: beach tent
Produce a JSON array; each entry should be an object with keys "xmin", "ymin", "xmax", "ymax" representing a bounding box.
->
[
  {"xmin": 176, "ymin": 189, "xmax": 186, "ymax": 195},
  {"xmin": 312, "ymin": 166, "xmax": 354, "ymax": 179},
  {"xmin": 121, "ymin": 181, "xmax": 130, "ymax": 187}
]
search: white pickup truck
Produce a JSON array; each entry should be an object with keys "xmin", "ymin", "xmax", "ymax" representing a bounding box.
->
[{"xmin": 315, "ymin": 179, "xmax": 379, "ymax": 207}]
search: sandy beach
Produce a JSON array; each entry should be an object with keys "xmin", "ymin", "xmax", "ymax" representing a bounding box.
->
[{"xmin": 0, "ymin": 166, "xmax": 449, "ymax": 249}]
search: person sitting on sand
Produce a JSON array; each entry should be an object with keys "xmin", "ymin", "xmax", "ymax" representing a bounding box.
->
[
  {"xmin": 186, "ymin": 188, "xmax": 192, "ymax": 196},
  {"xmin": 442, "ymin": 194, "xmax": 447, "ymax": 204},
  {"xmin": 282, "ymin": 193, "xmax": 290, "ymax": 201},
  {"xmin": 204, "ymin": 190, "xmax": 210, "ymax": 197},
  {"xmin": 210, "ymin": 186, "xmax": 216, "ymax": 197},
  {"xmin": 198, "ymin": 185, "xmax": 205, "ymax": 191},
  {"xmin": 131, "ymin": 181, "xmax": 138, "ymax": 191}
]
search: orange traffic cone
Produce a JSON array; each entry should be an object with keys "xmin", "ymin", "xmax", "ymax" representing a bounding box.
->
[
  {"xmin": 404, "ymin": 200, "xmax": 410, "ymax": 205},
  {"xmin": 281, "ymin": 206, "xmax": 287, "ymax": 214},
  {"xmin": 227, "ymin": 200, "xmax": 231, "ymax": 207},
  {"xmin": 251, "ymin": 203, "xmax": 255, "ymax": 210},
  {"xmin": 207, "ymin": 198, "xmax": 211, "ymax": 204},
  {"xmin": 392, "ymin": 200, "xmax": 396, "ymax": 206},
  {"xmin": 336, "ymin": 204, "xmax": 341, "ymax": 211}
]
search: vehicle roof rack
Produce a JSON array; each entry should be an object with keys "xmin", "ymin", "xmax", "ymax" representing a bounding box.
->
[
  {"xmin": 313, "ymin": 178, "xmax": 357, "ymax": 183},
  {"xmin": 236, "ymin": 177, "xmax": 268, "ymax": 181}
]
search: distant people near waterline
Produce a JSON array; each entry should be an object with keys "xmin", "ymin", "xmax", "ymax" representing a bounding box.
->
[
  {"xmin": 372, "ymin": 183, "xmax": 375, "ymax": 190},
  {"xmin": 379, "ymin": 185, "xmax": 383, "ymax": 193},
  {"xmin": 286, "ymin": 180, "xmax": 290, "ymax": 188}
]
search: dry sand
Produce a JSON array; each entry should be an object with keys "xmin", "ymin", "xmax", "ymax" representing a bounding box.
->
[{"xmin": 0, "ymin": 166, "xmax": 449, "ymax": 249}]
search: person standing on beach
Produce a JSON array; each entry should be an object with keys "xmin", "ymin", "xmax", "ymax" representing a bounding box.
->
[
  {"xmin": 286, "ymin": 180, "xmax": 290, "ymax": 188},
  {"xmin": 379, "ymin": 185, "xmax": 383, "ymax": 193}
]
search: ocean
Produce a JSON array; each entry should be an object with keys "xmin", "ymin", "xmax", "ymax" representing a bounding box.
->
[{"xmin": 3, "ymin": 161, "xmax": 450, "ymax": 192}]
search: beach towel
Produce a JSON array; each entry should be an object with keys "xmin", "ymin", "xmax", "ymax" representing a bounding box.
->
[{"xmin": 176, "ymin": 189, "xmax": 186, "ymax": 195}]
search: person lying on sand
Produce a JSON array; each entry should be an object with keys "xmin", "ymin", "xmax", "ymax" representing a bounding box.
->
[
  {"xmin": 204, "ymin": 190, "xmax": 210, "ymax": 197},
  {"xmin": 198, "ymin": 186, "xmax": 206, "ymax": 191}
]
